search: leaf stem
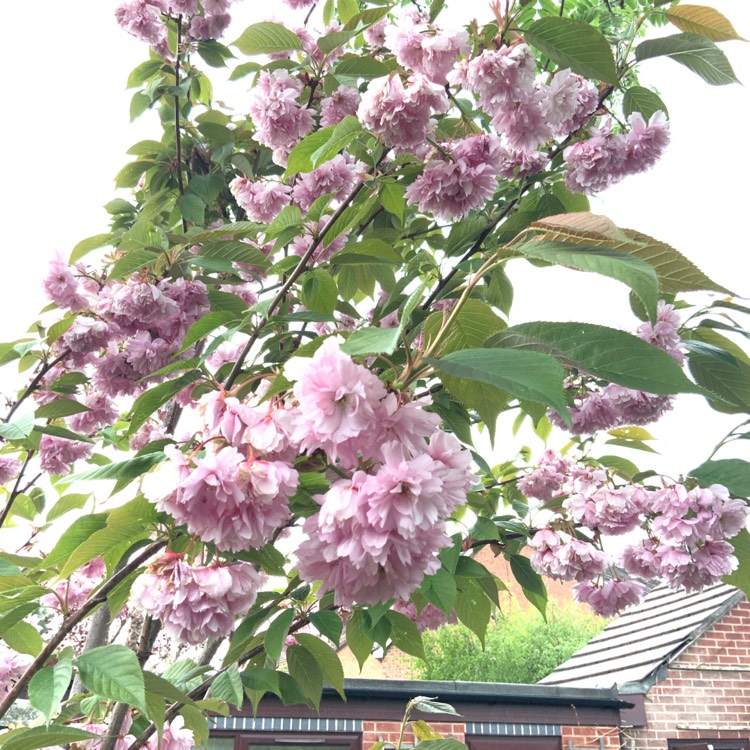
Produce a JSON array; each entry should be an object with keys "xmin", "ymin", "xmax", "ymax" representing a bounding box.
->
[{"xmin": 174, "ymin": 15, "xmax": 188, "ymax": 233}]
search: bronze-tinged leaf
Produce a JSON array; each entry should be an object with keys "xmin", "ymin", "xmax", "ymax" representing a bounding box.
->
[{"xmin": 665, "ymin": 4, "xmax": 746, "ymax": 42}]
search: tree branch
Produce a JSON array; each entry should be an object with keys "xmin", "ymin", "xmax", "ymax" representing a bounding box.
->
[
  {"xmin": 0, "ymin": 451, "xmax": 34, "ymax": 529},
  {"xmin": 0, "ymin": 541, "xmax": 165, "ymax": 721},
  {"xmin": 223, "ymin": 179, "xmax": 371, "ymax": 390}
]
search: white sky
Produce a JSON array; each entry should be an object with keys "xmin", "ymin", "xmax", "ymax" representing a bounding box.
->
[{"xmin": 0, "ymin": 0, "xmax": 748, "ymax": 479}]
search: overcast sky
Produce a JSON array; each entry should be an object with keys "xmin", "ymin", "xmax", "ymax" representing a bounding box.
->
[{"xmin": 0, "ymin": 0, "xmax": 748, "ymax": 478}]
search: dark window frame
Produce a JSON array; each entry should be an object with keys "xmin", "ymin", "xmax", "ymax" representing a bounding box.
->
[
  {"xmin": 235, "ymin": 732, "xmax": 362, "ymax": 750},
  {"xmin": 467, "ymin": 736, "xmax": 562, "ymax": 750},
  {"xmin": 668, "ymin": 740, "xmax": 750, "ymax": 750}
]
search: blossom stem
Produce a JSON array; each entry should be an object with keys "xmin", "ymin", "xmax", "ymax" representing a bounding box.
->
[{"xmin": 0, "ymin": 542, "xmax": 165, "ymax": 721}]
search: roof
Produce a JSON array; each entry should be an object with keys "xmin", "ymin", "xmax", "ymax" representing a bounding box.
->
[
  {"xmin": 539, "ymin": 582, "xmax": 745, "ymax": 692},
  {"xmin": 333, "ymin": 677, "xmax": 630, "ymax": 709}
]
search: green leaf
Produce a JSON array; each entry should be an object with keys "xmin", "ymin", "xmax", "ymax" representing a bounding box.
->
[
  {"xmin": 42, "ymin": 514, "xmax": 108, "ymax": 571},
  {"xmin": 422, "ymin": 299, "xmax": 509, "ymax": 428},
  {"xmin": 301, "ymin": 269, "xmax": 338, "ymax": 315},
  {"xmin": 58, "ymin": 524, "xmax": 150, "ymax": 580},
  {"xmin": 286, "ymin": 645, "xmax": 323, "ymax": 710},
  {"xmin": 128, "ymin": 371, "xmax": 203, "ymax": 435},
  {"xmin": 59, "ymin": 452, "xmax": 166, "ymax": 486},
  {"xmin": 379, "ymin": 182, "xmax": 405, "ymax": 222},
  {"xmin": 311, "ymin": 116, "xmax": 362, "ymax": 168},
  {"xmin": 346, "ymin": 609, "xmax": 374, "ymax": 671},
  {"xmin": 455, "ymin": 577, "xmax": 491, "ymax": 647},
  {"xmin": 3, "ymin": 620, "xmax": 43, "ymax": 656},
  {"xmin": 1, "ymin": 727, "xmax": 101, "ymax": 750},
  {"xmin": 333, "ymin": 56, "xmax": 391, "ymax": 79},
  {"xmin": 635, "ymin": 32, "xmax": 739, "ymax": 86},
  {"xmin": 309, "ymin": 610, "xmax": 343, "ymax": 647},
  {"xmin": 427, "ymin": 348, "xmax": 570, "ymax": 427},
  {"xmin": 332, "ymin": 240, "xmax": 401, "ymax": 265},
  {"xmin": 0, "ymin": 414, "xmax": 35, "ymax": 441},
  {"xmin": 76, "ymin": 644, "xmax": 147, "ymax": 713},
  {"xmin": 109, "ymin": 249, "xmax": 161, "ymax": 280},
  {"xmin": 509, "ymin": 555, "xmax": 548, "ymax": 618},
  {"xmin": 724, "ymin": 529, "xmax": 750, "ymax": 597},
  {"xmin": 337, "ymin": 0, "xmax": 359, "ymax": 23},
  {"xmin": 385, "ymin": 611, "xmax": 426, "ymax": 660},
  {"xmin": 179, "ymin": 311, "xmax": 239, "ymax": 354},
  {"xmin": 35, "ymin": 399, "xmax": 90, "ymax": 420},
  {"xmin": 687, "ymin": 347, "xmax": 750, "ymax": 412},
  {"xmin": 179, "ymin": 194, "xmax": 205, "ymax": 225},
  {"xmin": 522, "ymin": 17, "xmax": 617, "ymax": 82},
  {"xmin": 622, "ymin": 86, "xmax": 669, "ymax": 121},
  {"xmin": 488, "ymin": 321, "xmax": 704, "ymax": 395},
  {"xmin": 233, "ymin": 22, "xmax": 304, "ymax": 55},
  {"xmin": 665, "ymin": 4, "xmax": 746, "ymax": 42},
  {"xmin": 208, "ymin": 664, "xmax": 244, "ymax": 708},
  {"xmin": 28, "ymin": 650, "xmax": 73, "ymax": 725},
  {"xmin": 340, "ymin": 326, "xmax": 401, "ymax": 357},
  {"xmin": 69, "ymin": 234, "xmax": 115, "ymax": 264},
  {"xmin": 528, "ymin": 215, "xmax": 730, "ymax": 296},
  {"xmin": 263, "ymin": 609, "xmax": 296, "ymax": 665},
  {"xmin": 285, "ymin": 126, "xmax": 337, "ymax": 176},
  {"xmin": 317, "ymin": 6, "xmax": 393, "ymax": 53},
  {"xmin": 690, "ymin": 459, "xmax": 750, "ymax": 497},
  {"xmin": 294, "ymin": 633, "xmax": 345, "ymax": 699}
]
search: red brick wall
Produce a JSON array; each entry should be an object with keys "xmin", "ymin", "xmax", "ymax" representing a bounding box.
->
[
  {"xmin": 560, "ymin": 725, "xmax": 621, "ymax": 749},
  {"xmin": 628, "ymin": 598, "xmax": 750, "ymax": 750},
  {"xmin": 362, "ymin": 721, "xmax": 466, "ymax": 748}
]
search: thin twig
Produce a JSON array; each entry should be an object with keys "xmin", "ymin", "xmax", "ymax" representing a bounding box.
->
[
  {"xmin": 0, "ymin": 451, "xmax": 34, "ymax": 529},
  {"xmin": 4, "ymin": 349, "xmax": 70, "ymax": 424}
]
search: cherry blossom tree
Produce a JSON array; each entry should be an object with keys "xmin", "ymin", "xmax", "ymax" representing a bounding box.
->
[{"xmin": 1, "ymin": 1, "xmax": 749, "ymax": 748}]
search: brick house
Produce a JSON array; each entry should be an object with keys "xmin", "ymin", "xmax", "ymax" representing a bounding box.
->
[
  {"xmin": 210, "ymin": 678, "xmax": 628, "ymax": 750},
  {"xmin": 541, "ymin": 582, "xmax": 750, "ymax": 750}
]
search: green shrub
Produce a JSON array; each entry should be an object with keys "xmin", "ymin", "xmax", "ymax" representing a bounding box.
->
[{"xmin": 411, "ymin": 604, "xmax": 606, "ymax": 684}]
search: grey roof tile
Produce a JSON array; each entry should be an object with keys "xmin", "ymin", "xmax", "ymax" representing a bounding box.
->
[{"xmin": 539, "ymin": 582, "xmax": 744, "ymax": 690}]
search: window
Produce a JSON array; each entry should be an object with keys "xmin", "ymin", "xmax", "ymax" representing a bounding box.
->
[
  {"xmin": 238, "ymin": 733, "xmax": 361, "ymax": 750},
  {"xmin": 467, "ymin": 736, "xmax": 561, "ymax": 750},
  {"xmin": 668, "ymin": 741, "xmax": 750, "ymax": 750}
]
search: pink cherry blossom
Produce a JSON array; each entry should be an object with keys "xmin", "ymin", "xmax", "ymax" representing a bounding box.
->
[
  {"xmin": 67, "ymin": 392, "xmax": 119, "ymax": 434},
  {"xmin": 623, "ymin": 111, "xmax": 670, "ymax": 175},
  {"xmin": 0, "ymin": 456, "xmax": 22, "ymax": 485},
  {"xmin": 518, "ymin": 450, "xmax": 571, "ymax": 501},
  {"xmin": 387, "ymin": 25, "xmax": 469, "ymax": 84},
  {"xmin": 320, "ymin": 86, "xmax": 360, "ymax": 128},
  {"xmin": 131, "ymin": 554, "xmax": 266, "ymax": 644},
  {"xmin": 229, "ymin": 177, "xmax": 292, "ymax": 223},
  {"xmin": 563, "ymin": 119, "xmax": 627, "ymax": 194},
  {"xmin": 284, "ymin": 339, "xmax": 388, "ymax": 467},
  {"xmin": 146, "ymin": 717, "xmax": 194, "ymax": 750},
  {"xmin": 43, "ymin": 253, "xmax": 88, "ymax": 311},
  {"xmin": 115, "ymin": 1, "xmax": 166, "ymax": 47},
  {"xmin": 0, "ymin": 644, "xmax": 32, "ymax": 699},
  {"xmin": 292, "ymin": 155, "xmax": 360, "ymax": 212},
  {"xmin": 39, "ymin": 435, "xmax": 93, "ymax": 476},
  {"xmin": 572, "ymin": 578, "xmax": 645, "ymax": 617},
  {"xmin": 249, "ymin": 70, "xmax": 314, "ymax": 150},
  {"xmin": 393, "ymin": 599, "xmax": 457, "ymax": 632},
  {"xmin": 358, "ymin": 74, "xmax": 448, "ymax": 152},
  {"xmin": 149, "ymin": 445, "xmax": 298, "ymax": 551}
]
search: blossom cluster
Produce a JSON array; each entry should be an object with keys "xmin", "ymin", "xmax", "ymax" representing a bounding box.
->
[
  {"xmin": 115, "ymin": 0, "xmax": 235, "ymax": 54},
  {"xmin": 0, "ymin": 643, "xmax": 32, "ymax": 699},
  {"xmin": 34, "ymin": 255, "xmax": 212, "ymax": 475},
  {"xmin": 523, "ymin": 455, "xmax": 748, "ymax": 616},
  {"xmin": 41, "ymin": 557, "xmax": 106, "ymax": 613},
  {"xmin": 132, "ymin": 340, "xmax": 474, "ymax": 638},
  {"xmin": 289, "ymin": 340, "xmax": 475, "ymax": 606},
  {"xmin": 551, "ymin": 301, "xmax": 683, "ymax": 435},
  {"xmin": 131, "ymin": 553, "xmax": 266, "ymax": 644}
]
